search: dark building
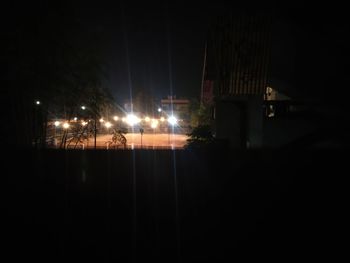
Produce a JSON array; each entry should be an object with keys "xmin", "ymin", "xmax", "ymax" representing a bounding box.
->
[
  {"xmin": 204, "ymin": 8, "xmax": 345, "ymax": 149},
  {"xmin": 205, "ymin": 11, "xmax": 272, "ymax": 148}
]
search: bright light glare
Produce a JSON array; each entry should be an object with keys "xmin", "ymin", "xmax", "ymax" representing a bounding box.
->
[
  {"xmin": 113, "ymin": 116, "xmax": 119, "ymax": 121},
  {"xmin": 126, "ymin": 114, "xmax": 140, "ymax": 126},
  {"xmin": 63, "ymin": 123, "xmax": 70, "ymax": 129},
  {"xmin": 145, "ymin": 117, "xmax": 150, "ymax": 122},
  {"xmin": 151, "ymin": 119, "xmax": 159, "ymax": 129},
  {"xmin": 168, "ymin": 116, "xmax": 177, "ymax": 125},
  {"xmin": 54, "ymin": 121, "xmax": 60, "ymax": 127},
  {"xmin": 105, "ymin": 122, "xmax": 112, "ymax": 128}
]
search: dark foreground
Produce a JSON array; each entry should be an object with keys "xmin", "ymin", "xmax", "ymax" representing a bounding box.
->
[{"xmin": 4, "ymin": 148, "xmax": 347, "ymax": 262}]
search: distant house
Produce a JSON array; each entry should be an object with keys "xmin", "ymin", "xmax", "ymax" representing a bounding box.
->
[
  {"xmin": 264, "ymin": 86, "xmax": 291, "ymax": 118},
  {"xmin": 205, "ymin": 15, "xmax": 317, "ymax": 149}
]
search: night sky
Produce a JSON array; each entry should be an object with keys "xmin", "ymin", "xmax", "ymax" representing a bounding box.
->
[
  {"xmin": 6, "ymin": 1, "xmax": 350, "ymax": 109},
  {"xmin": 76, "ymin": 1, "xmax": 216, "ymax": 103},
  {"xmin": 78, "ymin": 1, "xmax": 350, "ymax": 108}
]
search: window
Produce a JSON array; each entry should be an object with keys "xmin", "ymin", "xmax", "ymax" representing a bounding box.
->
[{"xmin": 268, "ymin": 104, "xmax": 275, "ymax": 117}]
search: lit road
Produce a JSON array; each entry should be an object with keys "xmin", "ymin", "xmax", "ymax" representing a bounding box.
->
[{"xmin": 80, "ymin": 133, "xmax": 188, "ymax": 149}]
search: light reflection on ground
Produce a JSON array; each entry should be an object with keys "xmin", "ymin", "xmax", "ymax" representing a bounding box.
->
[{"xmin": 79, "ymin": 133, "xmax": 188, "ymax": 149}]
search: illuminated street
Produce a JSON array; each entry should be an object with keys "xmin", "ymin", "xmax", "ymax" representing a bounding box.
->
[{"xmin": 67, "ymin": 133, "xmax": 188, "ymax": 149}]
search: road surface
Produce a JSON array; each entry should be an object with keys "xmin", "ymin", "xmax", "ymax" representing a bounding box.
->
[{"xmin": 66, "ymin": 133, "xmax": 188, "ymax": 149}]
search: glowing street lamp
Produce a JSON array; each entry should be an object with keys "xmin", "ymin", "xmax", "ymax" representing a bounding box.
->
[
  {"xmin": 126, "ymin": 114, "xmax": 140, "ymax": 126},
  {"xmin": 151, "ymin": 119, "xmax": 159, "ymax": 129},
  {"xmin": 105, "ymin": 122, "xmax": 112, "ymax": 128},
  {"xmin": 167, "ymin": 116, "xmax": 177, "ymax": 126},
  {"xmin": 167, "ymin": 116, "xmax": 177, "ymax": 146},
  {"xmin": 53, "ymin": 121, "xmax": 60, "ymax": 141}
]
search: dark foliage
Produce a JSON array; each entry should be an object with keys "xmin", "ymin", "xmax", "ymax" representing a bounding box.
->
[
  {"xmin": 4, "ymin": 148, "xmax": 346, "ymax": 262},
  {"xmin": 185, "ymin": 125, "xmax": 215, "ymax": 148},
  {"xmin": 4, "ymin": 3, "xmax": 113, "ymax": 148}
]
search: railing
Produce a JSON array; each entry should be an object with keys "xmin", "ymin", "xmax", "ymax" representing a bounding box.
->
[{"xmin": 47, "ymin": 143, "xmax": 184, "ymax": 150}]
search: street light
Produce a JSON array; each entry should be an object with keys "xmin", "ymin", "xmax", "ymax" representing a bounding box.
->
[
  {"xmin": 126, "ymin": 114, "xmax": 140, "ymax": 126},
  {"xmin": 54, "ymin": 121, "xmax": 60, "ymax": 144},
  {"xmin": 167, "ymin": 116, "xmax": 177, "ymax": 147},
  {"xmin": 151, "ymin": 121, "xmax": 158, "ymax": 129},
  {"xmin": 140, "ymin": 127, "xmax": 144, "ymax": 148},
  {"xmin": 167, "ymin": 116, "xmax": 177, "ymax": 126}
]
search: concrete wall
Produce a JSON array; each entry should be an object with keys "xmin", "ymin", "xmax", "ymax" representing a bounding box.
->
[
  {"xmin": 263, "ymin": 118, "xmax": 317, "ymax": 148},
  {"xmin": 246, "ymin": 97, "xmax": 263, "ymax": 148},
  {"xmin": 214, "ymin": 96, "xmax": 263, "ymax": 149}
]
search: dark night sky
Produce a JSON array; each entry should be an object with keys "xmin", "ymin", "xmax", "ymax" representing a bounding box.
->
[
  {"xmin": 75, "ymin": 1, "xmax": 350, "ymax": 107},
  {"xmin": 6, "ymin": 1, "xmax": 350, "ymax": 108},
  {"xmin": 76, "ymin": 1, "xmax": 218, "ymax": 104}
]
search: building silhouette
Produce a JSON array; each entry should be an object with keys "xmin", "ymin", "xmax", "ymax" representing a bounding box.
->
[
  {"xmin": 203, "ymin": 9, "xmax": 341, "ymax": 149},
  {"xmin": 204, "ymin": 11, "xmax": 272, "ymax": 148}
]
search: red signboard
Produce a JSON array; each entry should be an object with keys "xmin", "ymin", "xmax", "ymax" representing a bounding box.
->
[{"xmin": 202, "ymin": 80, "xmax": 214, "ymax": 104}]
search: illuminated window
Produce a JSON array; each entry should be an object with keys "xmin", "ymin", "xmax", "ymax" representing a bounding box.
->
[{"xmin": 268, "ymin": 104, "xmax": 275, "ymax": 117}]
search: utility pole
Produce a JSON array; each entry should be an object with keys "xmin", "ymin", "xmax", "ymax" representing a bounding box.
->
[
  {"xmin": 140, "ymin": 128, "xmax": 144, "ymax": 148},
  {"xmin": 168, "ymin": 126, "xmax": 170, "ymax": 146},
  {"xmin": 200, "ymin": 42, "xmax": 207, "ymax": 106},
  {"xmin": 94, "ymin": 116, "xmax": 97, "ymax": 149}
]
